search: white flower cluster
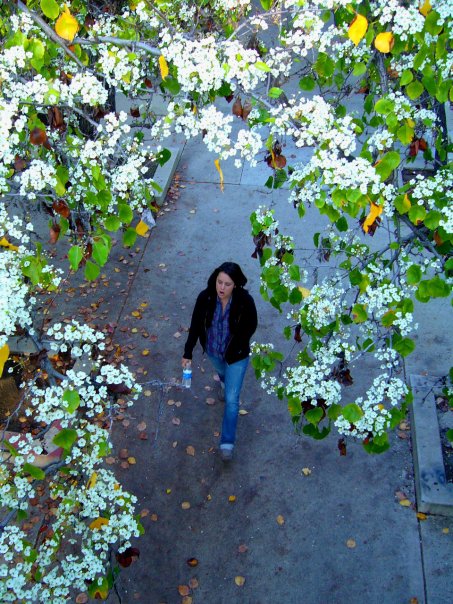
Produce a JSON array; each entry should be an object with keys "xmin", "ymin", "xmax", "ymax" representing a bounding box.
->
[
  {"xmin": 17, "ymin": 160, "xmax": 57, "ymax": 200},
  {"xmin": 370, "ymin": 0, "xmax": 426, "ymax": 39},
  {"xmin": 294, "ymin": 280, "xmax": 347, "ymax": 331},
  {"xmin": 409, "ymin": 169, "xmax": 453, "ymax": 234},
  {"xmin": 46, "ymin": 320, "xmax": 105, "ymax": 357},
  {"xmin": 96, "ymin": 45, "xmax": 145, "ymax": 92},
  {"xmin": 335, "ymin": 374, "xmax": 408, "ymax": 438}
]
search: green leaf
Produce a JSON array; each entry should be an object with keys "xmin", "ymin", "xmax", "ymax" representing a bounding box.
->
[
  {"xmin": 305, "ymin": 407, "xmax": 324, "ymax": 425},
  {"xmin": 298, "ymin": 75, "xmax": 316, "ymax": 91},
  {"xmin": 255, "ymin": 61, "xmax": 271, "ymax": 72},
  {"xmin": 342, "ymin": 403, "xmax": 363, "ymax": 423},
  {"xmin": 426, "ymin": 276, "xmax": 450, "ymax": 298},
  {"xmin": 406, "ymin": 80, "xmax": 424, "ymax": 100},
  {"xmin": 353, "ymin": 62, "xmax": 367, "ymax": 76},
  {"xmin": 375, "ymin": 151, "xmax": 400, "ymax": 181},
  {"xmin": 352, "ymin": 303, "xmax": 368, "ymax": 323},
  {"xmin": 408, "ymin": 204, "xmax": 426, "ymax": 225},
  {"xmin": 424, "ymin": 210, "xmax": 442, "ymax": 230},
  {"xmin": 363, "ymin": 432, "xmax": 389, "ymax": 454},
  {"xmin": 123, "ymin": 227, "xmax": 138, "ymax": 248},
  {"xmin": 400, "ymin": 70, "xmax": 413, "ymax": 86},
  {"xmin": 260, "ymin": 0, "xmax": 272, "ymax": 9},
  {"xmin": 446, "ymin": 429, "xmax": 453, "ymax": 444},
  {"xmin": 85, "ymin": 260, "xmax": 100, "ymax": 281},
  {"xmin": 406, "ymin": 264, "xmax": 422, "ymax": 285},
  {"xmin": 314, "ymin": 53, "xmax": 335, "ymax": 78},
  {"xmin": 392, "ymin": 337, "xmax": 415, "ymax": 357},
  {"xmin": 104, "ymin": 216, "xmax": 121, "ymax": 231},
  {"xmin": 268, "ymin": 87, "xmax": 284, "ymax": 98},
  {"xmin": 425, "ymin": 10, "xmax": 442, "ymax": 35},
  {"xmin": 397, "ymin": 123, "xmax": 414, "ymax": 145},
  {"xmin": 53, "ymin": 428, "xmax": 78, "ymax": 451},
  {"xmin": 374, "ymin": 98, "xmax": 394, "ymax": 115},
  {"xmin": 92, "ymin": 240, "xmax": 109, "ymax": 267},
  {"xmin": 40, "ymin": 0, "xmax": 60, "ymax": 19},
  {"xmin": 156, "ymin": 148, "xmax": 171, "ymax": 166},
  {"xmin": 68, "ymin": 245, "xmax": 83, "ymax": 271},
  {"xmin": 335, "ymin": 216, "xmax": 349, "ymax": 232},
  {"xmin": 63, "ymin": 390, "xmax": 80, "ymax": 414},
  {"xmin": 23, "ymin": 463, "xmax": 46, "ymax": 480},
  {"xmin": 327, "ymin": 404, "xmax": 342, "ymax": 420},
  {"xmin": 302, "ymin": 423, "xmax": 330, "ymax": 440},
  {"xmin": 118, "ymin": 204, "xmax": 133, "ymax": 224}
]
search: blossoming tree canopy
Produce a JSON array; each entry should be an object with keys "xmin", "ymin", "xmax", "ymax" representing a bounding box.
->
[{"xmin": 0, "ymin": 0, "xmax": 452, "ymax": 599}]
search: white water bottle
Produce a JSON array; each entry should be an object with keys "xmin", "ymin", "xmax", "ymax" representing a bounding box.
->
[{"xmin": 182, "ymin": 366, "xmax": 192, "ymax": 388}]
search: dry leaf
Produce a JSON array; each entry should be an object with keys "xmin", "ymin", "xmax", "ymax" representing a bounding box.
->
[
  {"xmin": 346, "ymin": 539, "xmax": 356, "ymax": 549},
  {"xmin": 137, "ymin": 421, "xmax": 147, "ymax": 431},
  {"xmin": 122, "ymin": 419, "xmax": 130, "ymax": 427},
  {"xmin": 105, "ymin": 456, "xmax": 116, "ymax": 465},
  {"xmin": 139, "ymin": 509, "xmax": 149, "ymax": 517},
  {"xmin": 399, "ymin": 499, "xmax": 411, "ymax": 507},
  {"xmin": 144, "ymin": 390, "xmax": 152, "ymax": 397},
  {"xmin": 181, "ymin": 501, "xmax": 191, "ymax": 510},
  {"xmin": 276, "ymin": 515, "xmax": 285, "ymax": 525},
  {"xmin": 228, "ymin": 495, "xmax": 236, "ymax": 503},
  {"xmin": 172, "ymin": 417, "xmax": 181, "ymax": 426},
  {"xmin": 442, "ymin": 528, "xmax": 449, "ymax": 534},
  {"xmin": 206, "ymin": 397, "xmax": 216, "ymax": 405},
  {"xmin": 75, "ymin": 594, "xmax": 89, "ymax": 603},
  {"xmin": 188, "ymin": 578, "xmax": 199, "ymax": 589},
  {"xmin": 173, "ymin": 331, "xmax": 182, "ymax": 338},
  {"xmin": 186, "ymin": 445, "xmax": 195, "ymax": 456},
  {"xmin": 186, "ymin": 557, "xmax": 198, "ymax": 567},
  {"xmin": 151, "ymin": 513, "xmax": 158, "ymax": 522},
  {"xmin": 119, "ymin": 449, "xmax": 128, "ymax": 459},
  {"xmin": 167, "ymin": 399, "xmax": 175, "ymax": 406},
  {"xmin": 177, "ymin": 585, "xmax": 190, "ymax": 596},
  {"xmin": 172, "ymin": 441, "xmax": 178, "ymax": 448},
  {"xmin": 235, "ymin": 576, "xmax": 245, "ymax": 587},
  {"xmin": 416, "ymin": 512, "xmax": 427, "ymax": 520},
  {"xmin": 301, "ymin": 467, "xmax": 312, "ymax": 476},
  {"xmin": 127, "ymin": 457, "xmax": 136, "ymax": 465},
  {"xmin": 238, "ymin": 409, "xmax": 248, "ymax": 415},
  {"xmin": 142, "ymin": 349, "xmax": 150, "ymax": 356},
  {"xmin": 238, "ymin": 544, "xmax": 248, "ymax": 553},
  {"xmin": 120, "ymin": 461, "xmax": 129, "ymax": 469},
  {"xmin": 182, "ymin": 597, "xmax": 192, "ymax": 604}
]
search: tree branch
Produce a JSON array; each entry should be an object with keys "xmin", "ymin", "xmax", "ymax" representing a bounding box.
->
[{"xmin": 17, "ymin": 0, "xmax": 86, "ymax": 70}]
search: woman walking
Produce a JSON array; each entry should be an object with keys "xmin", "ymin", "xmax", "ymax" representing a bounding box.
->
[{"xmin": 182, "ymin": 262, "xmax": 257, "ymax": 462}]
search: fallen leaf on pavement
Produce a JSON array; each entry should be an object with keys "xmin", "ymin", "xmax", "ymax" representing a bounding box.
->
[
  {"xmin": 181, "ymin": 501, "xmax": 191, "ymax": 510},
  {"xmin": 301, "ymin": 467, "xmax": 312, "ymax": 476},
  {"xmin": 167, "ymin": 399, "xmax": 175, "ymax": 406},
  {"xmin": 172, "ymin": 441, "xmax": 178, "ymax": 448},
  {"xmin": 139, "ymin": 509, "xmax": 149, "ymax": 517},
  {"xmin": 137, "ymin": 421, "xmax": 147, "ymax": 431},
  {"xmin": 346, "ymin": 539, "xmax": 356, "ymax": 549},
  {"xmin": 399, "ymin": 499, "xmax": 411, "ymax": 507},
  {"xmin": 416, "ymin": 512, "xmax": 427, "ymax": 520},
  {"xmin": 187, "ymin": 558, "xmax": 198, "ymax": 567},
  {"xmin": 105, "ymin": 457, "xmax": 116, "ymax": 465},
  {"xmin": 442, "ymin": 528, "xmax": 449, "ymax": 534},
  {"xmin": 138, "ymin": 432, "xmax": 148, "ymax": 440},
  {"xmin": 188, "ymin": 578, "xmax": 199, "ymax": 589},
  {"xmin": 75, "ymin": 594, "xmax": 88, "ymax": 603},
  {"xmin": 127, "ymin": 457, "xmax": 136, "ymax": 464},
  {"xmin": 182, "ymin": 597, "xmax": 192, "ymax": 604},
  {"xmin": 186, "ymin": 445, "xmax": 195, "ymax": 456},
  {"xmin": 228, "ymin": 495, "xmax": 236, "ymax": 503},
  {"xmin": 173, "ymin": 331, "xmax": 181, "ymax": 338},
  {"xmin": 144, "ymin": 390, "xmax": 152, "ymax": 397},
  {"xmin": 120, "ymin": 461, "xmax": 129, "ymax": 469},
  {"xmin": 276, "ymin": 515, "xmax": 285, "ymax": 525},
  {"xmin": 172, "ymin": 417, "xmax": 181, "ymax": 426},
  {"xmin": 238, "ymin": 544, "xmax": 248, "ymax": 553},
  {"xmin": 142, "ymin": 349, "xmax": 150, "ymax": 356},
  {"xmin": 119, "ymin": 449, "xmax": 128, "ymax": 459},
  {"xmin": 239, "ymin": 409, "xmax": 248, "ymax": 415},
  {"xmin": 206, "ymin": 397, "xmax": 215, "ymax": 405},
  {"xmin": 178, "ymin": 585, "xmax": 190, "ymax": 596},
  {"xmin": 235, "ymin": 576, "xmax": 245, "ymax": 587},
  {"xmin": 151, "ymin": 513, "xmax": 158, "ymax": 522}
]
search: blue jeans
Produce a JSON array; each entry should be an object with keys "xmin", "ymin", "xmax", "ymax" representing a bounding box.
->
[{"xmin": 207, "ymin": 354, "xmax": 249, "ymax": 448}]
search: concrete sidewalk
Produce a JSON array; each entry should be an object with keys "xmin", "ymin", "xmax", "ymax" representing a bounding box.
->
[{"xmin": 93, "ymin": 124, "xmax": 453, "ymax": 604}]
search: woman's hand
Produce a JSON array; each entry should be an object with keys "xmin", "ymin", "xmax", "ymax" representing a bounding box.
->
[{"xmin": 182, "ymin": 357, "xmax": 191, "ymax": 368}]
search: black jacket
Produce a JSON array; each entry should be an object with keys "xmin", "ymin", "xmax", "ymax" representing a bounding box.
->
[{"xmin": 183, "ymin": 287, "xmax": 258, "ymax": 364}]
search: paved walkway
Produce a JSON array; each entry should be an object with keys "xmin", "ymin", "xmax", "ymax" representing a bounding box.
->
[{"xmin": 90, "ymin": 122, "xmax": 453, "ymax": 604}]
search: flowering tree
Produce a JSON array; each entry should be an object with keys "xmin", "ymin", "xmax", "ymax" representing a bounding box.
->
[{"xmin": 0, "ymin": 0, "xmax": 451, "ymax": 600}]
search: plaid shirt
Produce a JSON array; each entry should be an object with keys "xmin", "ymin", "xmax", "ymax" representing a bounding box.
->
[{"xmin": 206, "ymin": 297, "xmax": 231, "ymax": 359}]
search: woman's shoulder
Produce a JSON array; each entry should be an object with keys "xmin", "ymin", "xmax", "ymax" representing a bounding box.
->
[{"xmin": 234, "ymin": 288, "xmax": 255, "ymax": 305}]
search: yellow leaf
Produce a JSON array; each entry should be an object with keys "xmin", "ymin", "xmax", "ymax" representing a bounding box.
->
[
  {"xmin": 214, "ymin": 158, "xmax": 224, "ymax": 192},
  {"xmin": 228, "ymin": 495, "xmax": 236, "ymax": 503},
  {"xmin": 186, "ymin": 445, "xmax": 195, "ymax": 456},
  {"xmin": 301, "ymin": 467, "xmax": 312, "ymax": 476},
  {"xmin": 346, "ymin": 538, "xmax": 356, "ymax": 548},
  {"xmin": 181, "ymin": 501, "xmax": 191, "ymax": 509},
  {"xmin": 298, "ymin": 286, "xmax": 311, "ymax": 298},
  {"xmin": 0, "ymin": 237, "xmax": 19, "ymax": 252},
  {"xmin": 127, "ymin": 456, "xmax": 136, "ymax": 464},
  {"xmin": 131, "ymin": 311, "xmax": 141, "ymax": 317},
  {"xmin": 86, "ymin": 472, "xmax": 97, "ymax": 489},
  {"xmin": 419, "ymin": 0, "xmax": 431, "ymax": 16},
  {"xmin": 235, "ymin": 576, "xmax": 245, "ymax": 587},
  {"xmin": 402, "ymin": 194, "xmax": 412, "ymax": 212},
  {"xmin": 374, "ymin": 32, "xmax": 394, "ymax": 53},
  {"xmin": 442, "ymin": 527, "xmax": 449, "ymax": 534},
  {"xmin": 135, "ymin": 220, "xmax": 149, "ymax": 236},
  {"xmin": 399, "ymin": 499, "xmax": 411, "ymax": 507},
  {"xmin": 276, "ymin": 514, "xmax": 285, "ymax": 525},
  {"xmin": 159, "ymin": 55, "xmax": 169, "ymax": 80},
  {"xmin": 362, "ymin": 202, "xmax": 383, "ymax": 233},
  {"xmin": 348, "ymin": 14, "xmax": 368, "ymax": 46},
  {"xmin": 142, "ymin": 349, "xmax": 150, "ymax": 356},
  {"xmin": 416, "ymin": 512, "xmax": 427, "ymax": 520},
  {"xmin": 0, "ymin": 344, "xmax": 9, "ymax": 377},
  {"xmin": 89, "ymin": 517, "xmax": 109, "ymax": 530},
  {"xmin": 55, "ymin": 5, "xmax": 79, "ymax": 42}
]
